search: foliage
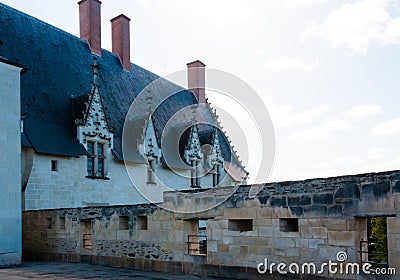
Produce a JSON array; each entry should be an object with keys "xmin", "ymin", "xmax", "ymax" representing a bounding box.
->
[{"xmin": 369, "ymin": 217, "xmax": 388, "ymax": 264}]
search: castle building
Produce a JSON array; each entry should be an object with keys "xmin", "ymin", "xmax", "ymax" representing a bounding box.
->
[
  {"xmin": 0, "ymin": 0, "xmax": 247, "ymax": 212},
  {"xmin": 0, "ymin": 0, "xmax": 247, "ymax": 266}
]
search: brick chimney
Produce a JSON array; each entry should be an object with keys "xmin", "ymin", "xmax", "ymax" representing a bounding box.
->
[
  {"xmin": 111, "ymin": 15, "xmax": 131, "ymax": 71},
  {"xmin": 78, "ymin": 0, "xmax": 102, "ymax": 56},
  {"xmin": 187, "ymin": 60, "xmax": 206, "ymax": 104}
]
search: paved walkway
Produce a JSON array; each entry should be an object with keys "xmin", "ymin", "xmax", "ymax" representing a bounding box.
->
[{"xmin": 0, "ymin": 262, "xmax": 229, "ymax": 279}]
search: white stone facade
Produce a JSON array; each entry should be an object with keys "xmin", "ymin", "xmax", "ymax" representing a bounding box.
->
[
  {"xmin": 23, "ymin": 149, "xmax": 238, "ymax": 210},
  {"xmin": 0, "ymin": 60, "xmax": 22, "ymax": 266}
]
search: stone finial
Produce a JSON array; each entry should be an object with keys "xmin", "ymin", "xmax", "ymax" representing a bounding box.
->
[{"xmin": 91, "ymin": 57, "xmax": 100, "ymax": 86}]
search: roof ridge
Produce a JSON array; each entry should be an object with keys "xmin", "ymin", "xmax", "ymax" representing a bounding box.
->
[{"xmin": 0, "ymin": 2, "xmax": 88, "ymax": 45}]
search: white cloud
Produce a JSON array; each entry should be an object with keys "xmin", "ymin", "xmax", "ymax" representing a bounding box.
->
[
  {"xmin": 302, "ymin": 0, "xmax": 400, "ymax": 55},
  {"xmin": 344, "ymin": 104, "xmax": 382, "ymax": 122},
  {"xmin": 138, "ymin": 0, "xmax": 252, "ymax": 28},
  {"xmin": 315, "ymin": 147, "xmax": 398, "ymax": 177},
  {"xmin": 366, "ymin": 147, "xmax": 386, "ymax": 160},
  {"xmin": 370, "ymin": 118, "xmax": 400, "ymax": 136},
  {"xmin": 284, "ymin": 0, "xmax": 332, "ymax": 10},
  {"xmin": 287, "ymin": 120, "xmax": 352, "ymax": 143},
  {"xmin": 264, "ymin": 56, "xmax": 319, "ymax": 72},
  {"xmin": 264, "ymin": 95, "xmax": 330, "ymax": 127},
  {"xmin": 383, "ymin": 17, "xmax": 400, "ymax": 45},
  {"xmin": 176, "ymin": 0, "xmax": 252, "ymax": 28}
]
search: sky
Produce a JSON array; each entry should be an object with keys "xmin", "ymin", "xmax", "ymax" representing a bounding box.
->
[{"xmin": 2, "ymin": 0, "xmax": 400, "ymax": 183}]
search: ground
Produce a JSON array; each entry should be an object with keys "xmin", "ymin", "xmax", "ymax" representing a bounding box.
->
[{"xmin": 0, "ymin": 262, "xmax": 230, "ymax": 279}]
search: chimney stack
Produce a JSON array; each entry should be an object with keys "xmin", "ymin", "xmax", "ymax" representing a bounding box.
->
[
  {"xmin": 187, "ymin": 60, "xmax": 206, "ymax": 104},
  {"xmin": 111, "ymin": 15, "xmax": 131, "ymax": 71},
  {"xmin": 78, "ymin": 0, "xmax": 102, "ymax": 56}
]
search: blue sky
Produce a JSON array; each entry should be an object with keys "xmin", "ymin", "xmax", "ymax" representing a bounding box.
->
[{"xmin": 3, "ymin": 0, "xmax": 400, "ymax": 183}]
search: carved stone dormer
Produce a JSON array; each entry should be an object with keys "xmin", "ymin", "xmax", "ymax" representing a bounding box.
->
[
  {"xmin": 142, "ymin": 90, "xmax": 161, "ymax": 160},
  {"xmin": 76, "ymin": 58, "xmax": 114, "ymax": 147},
  {"xmin": 210, "ymin": 127, "xmax": 224, "ymax": 164},
  {"xmin": 184, "ymin": 106, "xmax": 202, "ymax": 188},
  {"xmin": 76, "ymin": 58, "xmax": 114, "ymax": 179},
  {"xmin": 184, "ymin": 106, "xmax": 202, "ymax": 164}
]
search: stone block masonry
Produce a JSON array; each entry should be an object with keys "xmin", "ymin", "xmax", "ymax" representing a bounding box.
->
[
  {"xmin": 23, "ymin": 170, "xmax": 400, "ymax": 279},
  {"xmin": 0, "ymin": 59, "xmax": 23, "ymax": 267}
]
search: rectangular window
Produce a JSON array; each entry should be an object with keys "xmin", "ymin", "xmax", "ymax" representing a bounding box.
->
[
  {"xmin": 46, "ymin": 217, "xmax": 52, "ymax": 229},
  {"xmin": 213, "ymin": 164, "xmax": 221, "ymax": 187},
  {"xmin": 82, "ymin": 220, "xmax": 92, "ymax": 249},
  {"xmin": 367, "ymin": 217, "xmax": 388, "ymax": 268},
  {"xmin": 228, "ymin": 219, "xmax": 253, "ymax": 232},
  {"xmin": 51, "ymin": 160, "xmax": 58, "ymax": 172},
  {"xmin": 188, "ymin": 219, "xmax": 207, "ymax": 255},
  {"xmin": 147, "ymin": 159, "xmax": 155, "ymax": 184},
  {"xmin": 59, "ymin": 217, "xmax": 66, "ymax": 230},
  {"xmin": 190, "ymin": 160, "xmax": 200, "ymax": 188},
  {"xmin": 136, "ymin": 216, "xmax": 148, "ymax": 230},
  {"xmin": 97, "ymin": 143, "xmax": 104, "ymax": 177},
  {"xmin": 86, "ymin": 141, "xmax": 106, "ymax": 178},
  {"xmin": 279, "ymin": 218, "xmax": 299, "ymax": 232},
  {"xmin": 119, "ymin": 216, "xmax": 129, "ymax": 230},
  {"xmin": 87, "ymin": 141, "xmax": 95, "ymax": 177}
]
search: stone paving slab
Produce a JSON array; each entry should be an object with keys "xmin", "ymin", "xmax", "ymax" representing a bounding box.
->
[{"xmin": 0, "ymin": 262, "xmax": 232, "ymax": 280}]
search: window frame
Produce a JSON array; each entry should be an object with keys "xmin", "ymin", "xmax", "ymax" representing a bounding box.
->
[
  {"xmin": 228, "ymin": 219, "xmax": 253, "ymax": 232},
  {"xmin": 146, "ymin": 157, "xmax": 156, "ymax": 184},
  {"xmin": 212, "ymin": 163, "xmax": 221, "ymax": 187},
  {"xmin": 190, "ymin": 159, "xmax": 201, "ymax": 188},
  {"xmin": 279, "ymin": 218, "xmax": 299, "ymax": 232},
  {"xmin": 51, "ymin": 160, "xmax": 58, "ymax": 172},
  {"xmin": 86, "ymin": 139, "xmax": 109, "ymax": 180}
]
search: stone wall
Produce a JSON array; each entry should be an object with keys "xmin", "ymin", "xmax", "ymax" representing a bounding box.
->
[
  {"xmin": 23, "ymin": 170, "xmax": 400, "ymax": 279},
  {"xmin": 0, "ymin": 59, "xmax": 23, "ymax": 266}
]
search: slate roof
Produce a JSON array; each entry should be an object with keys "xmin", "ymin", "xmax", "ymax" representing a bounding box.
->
[{"xmin": 0, "ymin": 3, "xmax": 245, "ymax": 176}]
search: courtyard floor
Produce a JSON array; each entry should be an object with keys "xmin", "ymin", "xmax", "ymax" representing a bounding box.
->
[{"xmin": 0, "ymin": 262, "xmax": 230, "ymax": 279}]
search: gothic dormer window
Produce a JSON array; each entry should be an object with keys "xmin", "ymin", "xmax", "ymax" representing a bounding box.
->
[
  {"xmin": 145, "ymin": 137, "xmax": 157, "ymax": 184},
  {"xmin": 210, "ymin": 127, "xmax": 224, "ymax": 187},
  {"xmin": 141, "ymin": 93, "xmax": 161, "ymax": 185},
  {"xmin": 75, "ymin": 58, "xmax": 113, "ymax": 180},
  {"xmin": 184, "ymin": 107, "xmax": 202, "ymax": 188}
]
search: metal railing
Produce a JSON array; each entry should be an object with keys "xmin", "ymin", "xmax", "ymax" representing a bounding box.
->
[
  {"xmin": 187, "ymin": 234, "xmax": 207, "ymax": 255},
  {"xmin": 359, "ymin": 240, "xmax": 388, "ymax": 269}
]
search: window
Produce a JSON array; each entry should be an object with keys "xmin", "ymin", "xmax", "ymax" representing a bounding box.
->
[
  {"xmin": 367, "ymin": 217, "xmax": 388, "ymax": 268},
  {"xmin": 86, "ymin": 141, "xmax": 107, "ymax": 179},
  {"xmin": 82, "ymin": 220, "xmax": 92, "ymax": 249},
  {"xmin": 51, "ymin": 160, "xmax": 58, "ymax": 172},
  {"xmin": 136, "ymin": 216, "xmax": 148, "ymax": 230},
  {"xmin": 213, "ymin": 163, "xmax": 221, "ymax": 187},
  {"xmin": 97, "ymin": 143, "xmax": 104, "ymax": 177},
  {"xmin": 46, "ymin": 217, "xmax": 52, "ymax": 229},
  {"xmin": 119, "ymin": 216, "xmax": 129, "ymax": 230},
  {"xmin": 190, "ymin": 159, "xmax": 200, "ymax": 188},
  {"xmin": 147, "ymin": 158, "xmax": 156, "ymax": 184},
  {"xmin": 87, "ymin": 141, "xmax": 95, "ymax": 177},
  {"xmin": 59, "ymin": 217, "xmax": 66, "ymax": 230},
  {"xmin": 228, "ymin": 219, "xmax": 253, "ymax": 232},
  {"xmin": 279, "ymin": 218, "xmax": 299, "ymax": 232},
  {"xmin": 188, "ymin": 219, "xmax": 207, "ymax": 255}
]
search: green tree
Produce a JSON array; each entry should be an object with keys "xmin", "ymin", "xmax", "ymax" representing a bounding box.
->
[{"xmin": 369, "ymin": 217, "xmax": 388, "ymax": 263}]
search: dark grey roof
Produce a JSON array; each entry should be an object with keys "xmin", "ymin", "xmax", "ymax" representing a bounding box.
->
[{"xmin": 0, "ymin": 2, "xmax": 242, "ymax": 170}]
